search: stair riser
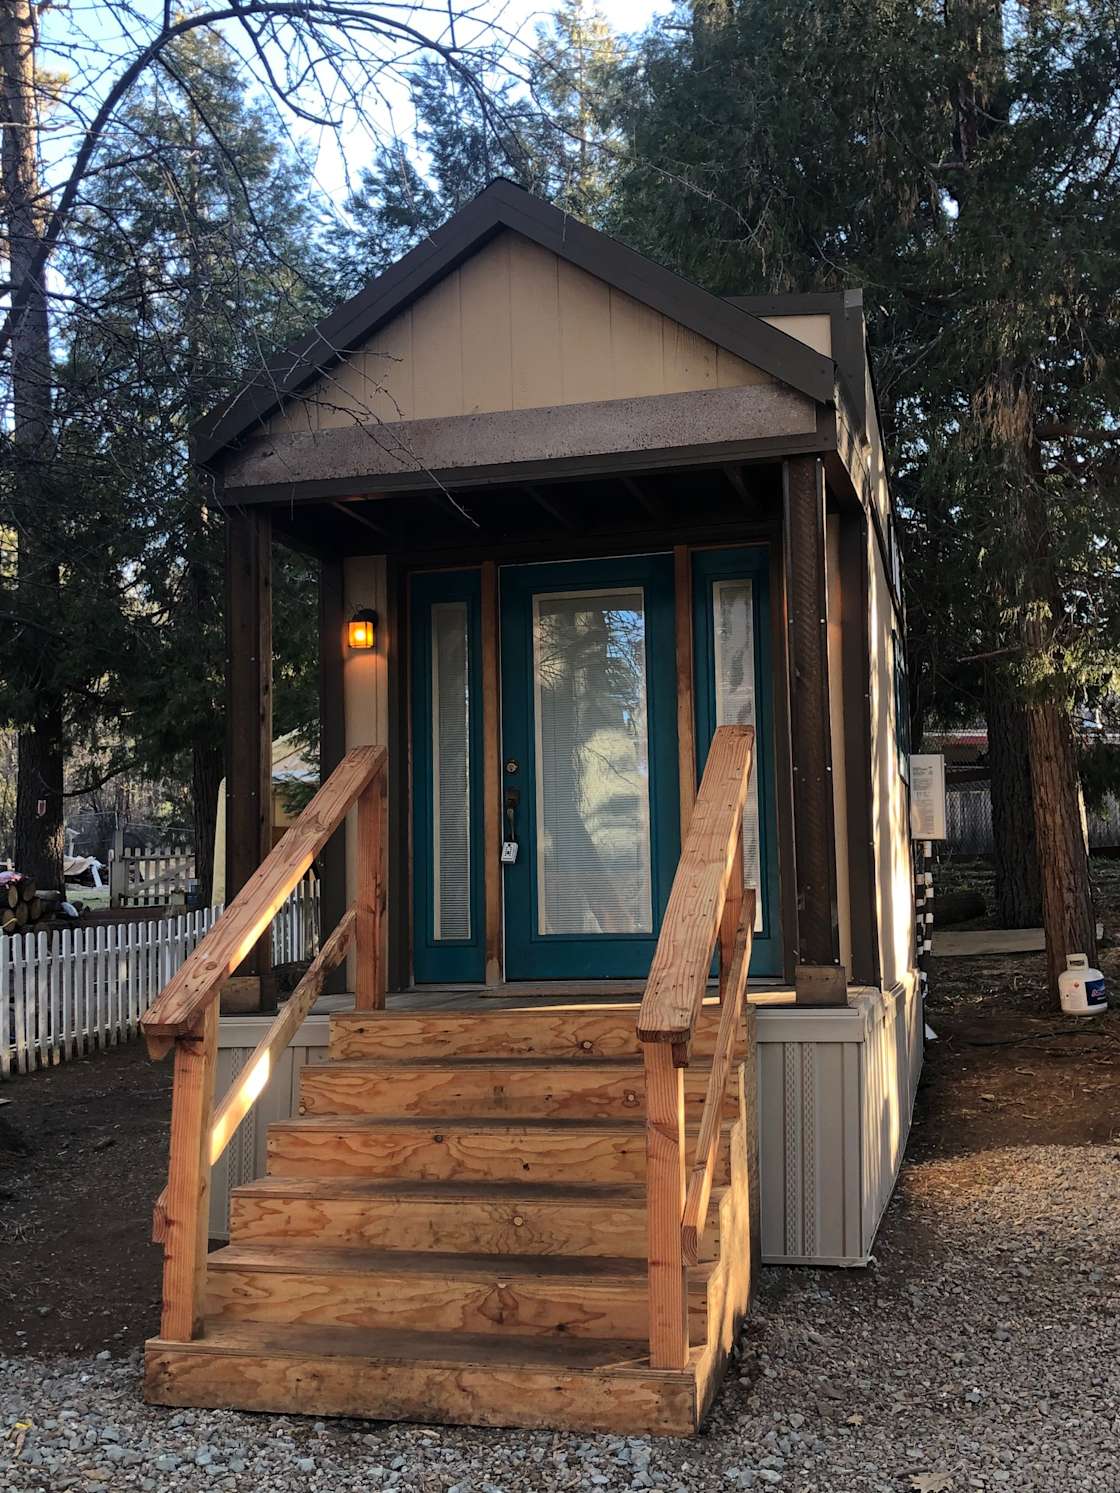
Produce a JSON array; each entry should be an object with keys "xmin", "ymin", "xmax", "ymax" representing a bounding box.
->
[
  {"xmin": 206, "ymin": 1268, "xmax": 708, "ymax": 1343},
  {"xmin": 267, "ymin": 1127, "xmax": 732, "ymax": 1187},
  {"xmin": 230, "ymin": 1194, "xmax": 723, "ymax": 1261},
  {"xmin": 144, "ymin": 1345, "xmax": 700, "ymax": 1436},
  {"xmin": 329, "ymin": 1011, "xmax": 743, "ymax": 1063},
  {"xmin": 298, "ymin": 1065, "xmax": 736, "ymax": 1120}
]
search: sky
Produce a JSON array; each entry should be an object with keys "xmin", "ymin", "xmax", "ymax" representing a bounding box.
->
[{"xmin": 38, "ymin": 0, "xmax": 671, "ymax": 216}]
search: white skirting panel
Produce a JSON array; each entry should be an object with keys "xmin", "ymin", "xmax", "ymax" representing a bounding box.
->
[
  {"xmin": 756, "ymin": 978, "xmax": 922, "ymax": 1266},
  {"xmin": 208, "ymin": 1013, "xmax": 333, "ymax": 1239}
]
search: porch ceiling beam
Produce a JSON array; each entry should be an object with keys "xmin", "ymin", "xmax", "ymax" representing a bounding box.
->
[
  {"xmin": 621, "ymin": 475, "xmax": 670, "ymax": 521},
  {"xmin": 218, "ymin": 385, "xmax": 820, "ymax": 502},
  {"xmin": 721, "ymin": 465, "xmax": 750, "ymax": 504},
  {"xmin": 525, "ymin": 484, "xmax": 579, "ymax": 529},
  {"xmin": 330, "ymin": 500, "xmax": 390, "ymax": 540}
]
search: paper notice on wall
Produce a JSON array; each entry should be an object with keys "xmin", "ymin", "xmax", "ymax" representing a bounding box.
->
[{"xmin": 909, "ymin": 753, "xmax": 947, "ymax": 840}]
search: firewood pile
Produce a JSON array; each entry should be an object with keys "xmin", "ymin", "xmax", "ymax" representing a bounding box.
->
[{"xmin": 1, "ymin": 874, "xmax": 68, "ymax": 935}]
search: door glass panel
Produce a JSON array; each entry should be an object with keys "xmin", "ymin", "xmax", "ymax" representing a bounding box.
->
[
  {"xmin": 431, "ymin": 602, "xmax": 470, "ymax": 941},
  {"xmin": 712, "ymin": 579, "xmax": 763, "ymax": 930},
  {"xmin": 532, "ymin": 588, "xmax": 653, "ymax": 936}
]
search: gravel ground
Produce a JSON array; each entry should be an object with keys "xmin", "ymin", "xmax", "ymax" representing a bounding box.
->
[{"xmin": 2, "ymin": 1141, "xmax": 1116, "ymax": 1493}]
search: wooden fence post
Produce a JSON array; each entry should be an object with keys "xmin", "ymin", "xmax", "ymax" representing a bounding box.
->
[
  {"xmin": 108, "ymin": 827, "xmax": 127, "ymax": 908},
  {"xmin": 158, "ymin": 1000, "xmax": 218, "ymax": 1341},
  {"xmin": 643, "ymin": 1041, "xmax": 690, "ymax": 1370}
]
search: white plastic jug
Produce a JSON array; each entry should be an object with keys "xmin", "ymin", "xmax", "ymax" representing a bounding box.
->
[{"xmin": 1058, "ymin": 954, "xmax": 1107, "ymax": 1015}]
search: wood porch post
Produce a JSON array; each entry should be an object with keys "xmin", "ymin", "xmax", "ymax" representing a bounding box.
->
[
  {"xmin": 839, "ymin": 512, "xmax": 880, "ymax": 988},
  {"xmin": 319, "ymin": 556, "xmax": 347, "ymax": 992},
  {"xmin": 224, "ymin": 506, "xmax": 273, "ymax": 1008},
  {"xmin": 782, "ymin": 457, "xmax": 845, "ymax": 1004}
]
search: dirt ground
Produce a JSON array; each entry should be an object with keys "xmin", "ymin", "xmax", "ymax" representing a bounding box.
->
[
  {"xmin": 0, "ymin": 1044, "xmax": 173, "ymax": 1356},
  {"xmin": 1, "ymin": 947, "xmax": 1118, "ymax": 1360}
]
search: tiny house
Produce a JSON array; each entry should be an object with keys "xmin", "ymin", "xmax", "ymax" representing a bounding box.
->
[{"xmin": 140, "ymin": 182, "xmax": 920, "ymax": 1435}]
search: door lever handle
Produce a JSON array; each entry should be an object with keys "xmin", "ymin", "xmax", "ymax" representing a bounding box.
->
[{"xmin": 503, "ymin": 789, "xmax": 520, "ymax": 864}]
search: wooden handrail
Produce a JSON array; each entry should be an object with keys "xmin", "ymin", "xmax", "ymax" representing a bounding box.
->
[
  {"xmin": 142, "ymin": 745, "xmax": 385, "ymax": 1045},
  {"xmin": 638, "ymin": 723, "xmax": 754, "ymax": 1371},
  {"xmin": 148, "ymin": 744, "xmax": 388, "ymax": 1347},
  {"xmin": 152, "ymin": 908, "xmax": 356, "ymax": 1247},
  {"xmin": 637, "ymin": 725, "xmax": 754, "ymax": 1050},
  {"xmin": 681, "ymin": 893, "xmax": 755, "ymax": 1266}
]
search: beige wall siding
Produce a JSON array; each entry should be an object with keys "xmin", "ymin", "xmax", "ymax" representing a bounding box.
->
[
  {"xmin": 760, "ymin": 312, "xmax": 832, "ymax": 359},
  {"xmin": 865, "ymin": 355, "xmax": 892, "ymax": 533},
  {"xmin": 266, "ymin": 232, "xmax": 774, "ymax": 434},
  {"xmin": 868, "ymin": 534, "xmax": 916, "ymax": 987},
  {"xmin": 860, "ymin": 975, "xmax": 922, "ymax": 1249},
  {"xmin": 825, "ymin": 514, "xmax": 852, "ymax": 978},
  {"xmin": 342, "ymin": 556, "xmax": 390, "ymax": 982}
]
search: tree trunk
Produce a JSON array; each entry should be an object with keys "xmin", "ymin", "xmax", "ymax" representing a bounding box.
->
[
  {"xmin": 1, "ymin": 0, "xmax": 64, "ymax": 891},
  {"xmin": 985, "ymin": 669, "xmax": 1042, "ymax": 927},
  {"xmin": 1026, "ymin": 698, "xmax": 1096, "ymax": 994},
  {"xmin": 13, "ymin": 707, "xmax": 64, "ymax": 890},
  {"xmin": 192, "ymin": 737, "xmax": 223, "ymax": 906},
  {"xmin": 1015, "ymin": 456, "xmax": 1096, "ymax": 1000}
]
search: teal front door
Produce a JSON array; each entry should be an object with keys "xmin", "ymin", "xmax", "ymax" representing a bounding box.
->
[
  {"xmin": 691, "ymin": 546, "xmax": 782, "ymax": 978},
  {"xmin": 409, "ymin": 549, "xmax": 780, "ymax": 986},
  {"xmin": 499, "ymin": 555, "xmax": 680, "ymax": 980}
]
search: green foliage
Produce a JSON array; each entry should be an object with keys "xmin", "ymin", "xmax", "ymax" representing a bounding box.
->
[
  {"xmin": 331, "ymin": 6, "xmax": 624, "ymax": 290},
  {"xmin": 610, "ymin": 0, "xmax": 1120, "ymax": 738},
  {"xmin": 28, "ymin": 29, "xmax": 330, "ymax": 873}
]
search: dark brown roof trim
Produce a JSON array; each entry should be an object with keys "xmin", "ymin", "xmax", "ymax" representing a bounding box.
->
[
  {"xmin": 195, "ymin": 179, "xmax": 835, "ymax": 466},
  {"xmin": 725, "ymin": 290, "xmax": 866, "ymax": 433}
]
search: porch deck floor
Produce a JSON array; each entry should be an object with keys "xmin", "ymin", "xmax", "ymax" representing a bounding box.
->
[{"xmin": 377, "ymin": 980, "xmax": 797, "ymax": 1013}]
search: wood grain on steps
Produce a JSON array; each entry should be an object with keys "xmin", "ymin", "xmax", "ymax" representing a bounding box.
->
[
  {"xmin": 144, "ymin": 1320, "xmax": 704, "ymax": 1435},
  {"xmin": 266, "ymin": 1114, "xmax": 735, "ymax": 1185},
  {"xmin": 228, "ymin": 1176, "xmax": 728, "ymax": 1261},
  {"xmin": 205, "ymin": 1242, "xmax": 715, "ymax": 1341},
  {"xmin": 298, "ymin": 1057, "xmax": 739, "ymax": 1119},
  {"xmin": 328, "ymin": 1006, "xmax": 743, "ymax": 1062}
]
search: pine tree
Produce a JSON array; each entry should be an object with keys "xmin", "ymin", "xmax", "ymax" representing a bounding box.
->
[
  {"xmin": 530, "ymin": 0, "xmax": 625, "ymax": 221},
  {"xmin": 612, "ymin": 0, "xmax": 1120, "ymax": 996},
  {"xmin": 60, "ymin": 30, "xmax": 326, "ymax": 898},
  {"xmin": 331, "ymin": 5, "xmax": 624, "ymax": 290}
]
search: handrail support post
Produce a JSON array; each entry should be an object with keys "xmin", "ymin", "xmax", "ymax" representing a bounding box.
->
[
  {"xmin": 718, "ymin": 825, "xmax": 744, "ymax": 1005},
  {"xmin": 158, "ymin": 1000, "xmax": 218, "ymax": 1342},
  {"xmin": 355, "ymin": 772, "xmax": 386, "ymax": 1010},
  {"xmin": 643, "ymin": 1040, "xmax": 690, "ymax": 1371}
]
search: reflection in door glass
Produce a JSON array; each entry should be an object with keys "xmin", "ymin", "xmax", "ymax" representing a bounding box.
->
[
  {"xmin": 431, "ymin": 602, "xmax": 470, "ymax": 940},
  {"xmin": 532, "ymin": 589, "xmax": 652, "ymax": 936},
  {"xmin": 713, "ymin": 579, "xmax": 763, "ymax": 930}
]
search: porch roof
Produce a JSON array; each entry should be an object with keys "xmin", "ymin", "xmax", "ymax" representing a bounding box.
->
[{"xmin": 194, "ymin": 180, "xmax": 836, "ymax": 471}]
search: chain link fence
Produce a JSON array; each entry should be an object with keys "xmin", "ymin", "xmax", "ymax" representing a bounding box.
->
[{"xmin": 946, "ymin": 785, "xmax": 1120, "ymax": 854}]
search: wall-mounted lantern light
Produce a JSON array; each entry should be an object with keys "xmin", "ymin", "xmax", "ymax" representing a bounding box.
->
[{"xmin": 347, "ymin": 608, "xmax": 379, "ymax": 651}]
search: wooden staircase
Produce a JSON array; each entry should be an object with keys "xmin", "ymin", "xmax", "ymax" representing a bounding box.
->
[
  {"xmin": 140, "ymin": 725, "xmax": 760, "ymax": 1436},
  {"xmin": 145, "ymin": 1004, "xmax": 758, "ymax": 1434}
]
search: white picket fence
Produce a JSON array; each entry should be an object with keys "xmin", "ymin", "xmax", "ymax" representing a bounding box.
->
[
  {"xmin": 1, "ymin": 880, "xmax": 320, "ymax": 1077},
  {"xmin": 272, "ymin": 875, "xmax": 321, "ymax": 967}
]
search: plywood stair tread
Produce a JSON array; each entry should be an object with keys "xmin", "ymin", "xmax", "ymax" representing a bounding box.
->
[
  {"xmin": 208, "ymin": 1242, "xmax": 717, "ymax": 1285},
  {"xmin": 332, "ymin": 1004, "xmax": 658, "ymax": 1021},
  {"xmin": 150, "ymin": 1319, "xmax": 698, "ymax": 1376},
  {"xmin": 272, "ymin": 1114, "xmax": 714, "ymax": 1132},
  {"xmin": 318, "ymin": 1055, "xmax": 715, "ymax": 1070},
  {"xmin": 232, "ymin": 1176, "xmax": 657, "ymax": 1204}
]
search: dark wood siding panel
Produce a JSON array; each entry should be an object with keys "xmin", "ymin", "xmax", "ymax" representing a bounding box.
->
[
  {"xmin": 782, "ymin": 458, "xmax": 844, "ymax": 1003},
  {"xmin": 224, "ymin": 508, "xmax": 273, "ymax": 996}
]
